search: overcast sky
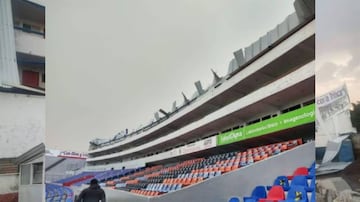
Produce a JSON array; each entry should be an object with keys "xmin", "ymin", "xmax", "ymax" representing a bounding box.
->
[
  {"xmin": 316, "ymin": 0, "xmax": 360, "ymax": 101},
  {"xmin": 46, "ymin": 0, "xmax": 295, "ymax": 152}
]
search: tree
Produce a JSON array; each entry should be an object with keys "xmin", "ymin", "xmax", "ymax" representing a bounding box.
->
[{"xmin": 350, "ymin": 101, "xmax": 360, "ymax": 132}]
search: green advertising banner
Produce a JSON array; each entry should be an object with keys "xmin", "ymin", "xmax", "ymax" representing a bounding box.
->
[{"xmin": 216, "ymin": 103, "xmax": 315, "ymax": 146}]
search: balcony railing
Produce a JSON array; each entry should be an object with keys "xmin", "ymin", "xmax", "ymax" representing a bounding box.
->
[
  {"xmin": 14, "ymin": 27, "xmax": 45, "ymax": 57},
  {"xmin": 14, "ymin": 26, "xmax": 45, "ymax": 37}
]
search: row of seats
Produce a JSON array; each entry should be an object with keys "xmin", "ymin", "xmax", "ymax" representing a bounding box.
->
[
  {"xmin": 57, "ymin": 168, "xmax": 135, "ymax": 187},
  {"xmin": 46, "ymin": 183, "xmax": 74, "ymax": 202},
  {"xmin": 234, "ymin": 163, "xmax": 316, "ymax": 202},
  {"xmin": 130, "ymin": 190, "xmax": 161, "ymax": 196},
  {"xmin": 120, "ymin": 165, "xmax": 163, "ymax": 181},
  {"xmin": 145, "ymin": 183, "xmax": 183, "ymax": 192},
  {"xmin": 78, "ymin": 168, "xmax": 135, "ymax": 186},
  {"xmin": 178, "ymin": 171, "xmax": 222, "ymax": 179},
  {"xmin": 165, "ymin": 177, "xmax": 204, "ymax": 186},
  {"xmin": 107, "ymin": 139, "xmax": 303, "ymax": 196},
  {"xmin": 56, "ymin": 171, "xmax": 98, "ymax": 184},
  {"xmin": 112, "ymin": 159, "xmax": 211, "ymax": 192},
  {"xmin": 54, "ymin": 138, "xmax": 303, "ymax": 198}
]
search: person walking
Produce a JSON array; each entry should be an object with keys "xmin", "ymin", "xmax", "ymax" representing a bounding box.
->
[{"xmin": 76, "ymin": 179, "xmax": 106, "ymax": 202}]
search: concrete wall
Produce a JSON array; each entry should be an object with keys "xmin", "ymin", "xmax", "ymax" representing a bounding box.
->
[
  {"xmin": 45, "ymin": 157, "xmax": 86, "ymax": 182},
  {"xmin": 105, "ymin": 189, "xmax": 149, "ymax": 202},
  {"xmin": 0, "ymin": 92, "xmax": 45, "ymax": 158},
  {"xmin": 18, "ymin": 184, "xmax": 43, "ymax": 202},
  {"xmin": 0, "ymin": 174, "xmax": 19, "ymax": 194},
  {"xmin": 70, "ymin": 184, "xmax": 149, "ymax": 202},
  {"xmin": 0, "ymin": 0, "xmax": 19, "ymax": 86}
]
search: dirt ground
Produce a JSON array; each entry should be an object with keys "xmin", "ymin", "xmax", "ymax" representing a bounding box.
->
[{"xmin": 316, "ymin": 148, "xmax": 360, "ymax": 202}]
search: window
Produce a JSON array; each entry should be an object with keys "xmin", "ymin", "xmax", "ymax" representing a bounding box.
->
[
  {"xmin": 303, "ymin": 99, "xmax": 315, "ymax": 106},
  {"xmin": 247, "ymin": 118, "xmax": 260, "ymax": 125},
  {"xmin": 23, "ymin": 23, "xmax": 31, "ymax": 31},
  {"xmin": 281, "ymin": 104, "xmax": 301, "ymax": 113},
  {"xmin": 30, "ymin": 24, "xmax": 41, "ymax": 32},
  {"xmin": 20, "ymin": 164, "xmax": 31, "ymax": 185},
  {"xmin": 14, "ymin": 20, "xmax": 21, "ymax": 26},
  {"xmin": 22, "ymin": 70, "xmax": 39, "ymax": 88},
  {"xmin": 32, "ymin": 163, "xmax": 43, "ymax": 184},
  {"xmin": 261, "ymin": 115, "xmax": 271, "ymax": 121}
]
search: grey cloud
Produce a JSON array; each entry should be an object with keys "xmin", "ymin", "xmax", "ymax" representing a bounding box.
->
[
  {"xmin": 46, "ymin": 1, "xmax": 296, "ymax": 151},
  {"xmin": 316, "ymin": 0, "xmax": 360, "ymax": 102}
]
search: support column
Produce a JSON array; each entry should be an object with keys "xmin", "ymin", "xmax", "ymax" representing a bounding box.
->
[{"xmin": 0, "ymin": 0, "xmax": 19, "ymax": 86}]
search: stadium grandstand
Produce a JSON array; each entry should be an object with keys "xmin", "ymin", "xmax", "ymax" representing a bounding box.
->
[
  {"xmin": 0, "ymin": 0, "xmax": 45, "ymax": 202},
  {"xmin": 46, "ymin": 0, "xmax": 315, "ymax": 201}
]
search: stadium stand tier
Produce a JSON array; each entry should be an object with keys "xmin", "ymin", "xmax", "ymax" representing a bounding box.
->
[
  {"xmin": 88, "ymin": 142, "xmax": 314, "ymax": 202},
  {"xmin": 46, "ymin": 1, "xmax": 315, "ymax": 202},
  {"xmin": 51, "ymin": 139, "xmax": 315, "ymax": 202},
  {"xmin": 56, "ymin": 169, "xmax": 136, "ymax": 187},
  {"xmin": 104, "ymin": 139, "xmax": 304, "ymax": 196}
]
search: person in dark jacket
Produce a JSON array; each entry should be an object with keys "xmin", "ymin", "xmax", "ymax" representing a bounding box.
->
[{"xmin": 77, "ymin": 178, "xmax": 106, "ymax": 202}]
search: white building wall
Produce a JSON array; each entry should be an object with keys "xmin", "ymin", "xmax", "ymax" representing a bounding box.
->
[
  {"xmin": 0, "ymin": 0, "xmax": 19, "ymax": 86},
  {"xmin": 0, "ymin": 174, "xmax": 18, "ymax": 194},
  {"xmin": 0, "ymin": 92, "xmax": 45, "ymax": 158},
  {"xmin": 18, "ymin": 185, "xmax": 43, "ymax": 202}
]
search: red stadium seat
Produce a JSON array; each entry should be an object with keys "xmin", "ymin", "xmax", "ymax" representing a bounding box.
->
[
  {"xmin": 287, "ymin": 167, "xmax": 309, "ymax": 180},
  {"xmin": 258, "ymin": 186, "xmax": 285, "ymax": 202}
]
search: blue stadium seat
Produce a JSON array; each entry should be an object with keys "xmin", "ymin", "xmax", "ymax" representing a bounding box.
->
[
  {"xmin": 267, "ymin": 176, "xmax": 289, "ymax": 190},
  {"xmin": 309, "ymin": 177, "xmax": 315, "ymax": 191},
  {"xmin": 208, "ymin": 171, "xmax": 215, "ymax": 178},
  {"xmin": 228, "ymin": 197, "xmax": 240, "ymax": 202},
  {"xmin": 175, "ymin": 184, "xmax": 182, "ymax": 190},
  {"xmin": 169, "ymin": 184, "xmax": 177, "ymax": 192},
  {"xmin": 203, "ymin": 172, "xmax": 209, "ymax": 178},
  {"xmin": 309, "ymin": 162, "xmax": 315, "ymax": 171},
  {"xmin": 289, "ymin": 175, "xmax": 313, "ymax": 192},
  {"xmin": 283, "ymin": 185, "xmax": 308, "ymax": 202},
  {"xmin": 308, "ymin": 164, "xmax": 316, "ymax": 177},
  {"xmin": 310, "ymin": 190, "xmax": 315, "ymax": 202},
  {"xmin": 243, "ymin": 186, "xmax": 267, "ymax": 202}
]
